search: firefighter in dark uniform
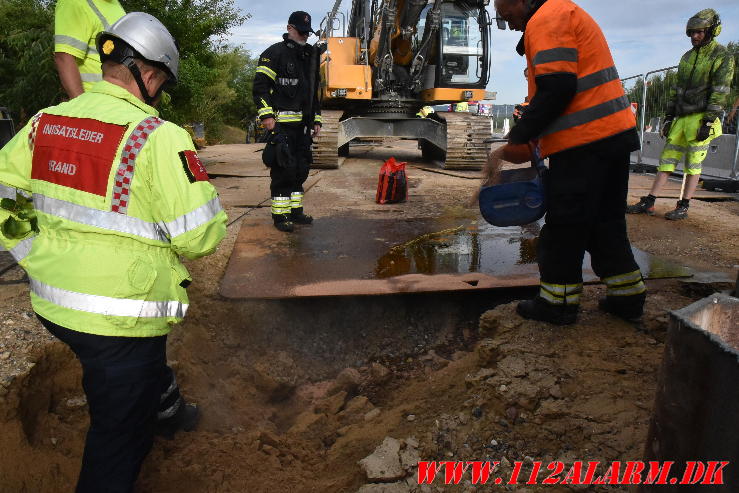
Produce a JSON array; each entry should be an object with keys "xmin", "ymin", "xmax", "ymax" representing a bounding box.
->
[{"xmin": 252, "ymin": 11, "xmax": 322, "ymax": 232}]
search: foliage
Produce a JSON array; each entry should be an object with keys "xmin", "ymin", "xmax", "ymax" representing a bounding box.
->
[
  {"xmin": 120, "ymin": 0, "xmax": 244, "ymax": 60},
  {"xmin": 0, "ymin": 0, "xmax": 62, "ymax": 124},
  {"xmin": 727, "ymin": 41, "xmax": 738, "ymax": 106},
  {"xmin": 120, "ymin": 0, "xmax": 252, "ymax": 141},
  {"xmin": 0, "ymin": 0, "xmax": 256, "ymax": 141}
]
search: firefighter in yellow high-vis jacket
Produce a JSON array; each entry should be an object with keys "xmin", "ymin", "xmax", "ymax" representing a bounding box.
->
[{"xmin": 0, "ymin": 13, "xmax": 226, "ymax": 492}]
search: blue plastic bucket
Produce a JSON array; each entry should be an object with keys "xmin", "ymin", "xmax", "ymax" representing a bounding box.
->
[{"xmin": 478, "ymin": 154, "xmax": 547, "ymax": 227}]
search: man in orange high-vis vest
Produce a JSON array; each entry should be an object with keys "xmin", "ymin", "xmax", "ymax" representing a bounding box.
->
[{"xmin": 494, "ymin": 0, "xmax": 646, "ymax": 325}]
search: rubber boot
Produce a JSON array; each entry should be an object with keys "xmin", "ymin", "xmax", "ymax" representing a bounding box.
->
[
  {"xmin": 626, "ymin": 195, "xmax": 656, "ymax": 215},
  {"xmin": 291, "ymin": 207, "xmax": 313, "ymax": 225},
  {"xmin": 271, "ymin": 196, "xmax": 294, "ymax": 232},
  {"xmin": 665, "ymin": 199, "xmax": 689, "ymax": 220},
  {"xmin": 156, "ymin": 402, "xmax": 200, "ymax": 440},
  {"xmin": 516, "ymin": 297, "xmax": 578, "ymax": 325},
  {"xmin": 598, "ymin": 293, "xmax": 646, "ymax": 323},
  {"xmin": 272, "ymin": 214, "xmax": 294, "ymax": 232}
]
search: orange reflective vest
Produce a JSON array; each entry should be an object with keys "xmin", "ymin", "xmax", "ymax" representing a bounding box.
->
[{"xmin": 525, "ymin": 0, "xmax": 636, "ymax": 157}]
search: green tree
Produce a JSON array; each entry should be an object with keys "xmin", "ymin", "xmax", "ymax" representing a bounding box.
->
[
  {"xmin": 0, "ymin": 0, "xmax": 253, "ymax": 141},
  {"xmin": 120, "ymin": 0, "xmax": 251, "ymax": 140},
  {"xmin": 219, "ymin": 47, "xmax": 258, "ymax": 127},
  {"xmin": 726, "ymin": 41, "xmax": 738, "ymax": 106},
  {"xmin": 0, "ymin": 0, "xmax": 60, "ymax": 125},
  {"xmin": 119, "ymin": 0, "xmax": 245, "ymax": 60}
]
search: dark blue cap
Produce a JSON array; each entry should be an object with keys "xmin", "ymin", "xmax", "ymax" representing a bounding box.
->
[{"xmin": 288, "ymin": 11, "xmax": 314, "ymax": 34}]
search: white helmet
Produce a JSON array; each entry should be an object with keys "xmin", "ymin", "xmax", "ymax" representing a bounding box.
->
[{"xmin": 97, "ymin": 12, "xmax": 179, "ymax": 82}]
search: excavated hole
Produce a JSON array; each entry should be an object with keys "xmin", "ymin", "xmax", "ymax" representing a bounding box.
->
[{"xmin": 0, "ymin": 287, "xmax": 534, "ymax": 491}]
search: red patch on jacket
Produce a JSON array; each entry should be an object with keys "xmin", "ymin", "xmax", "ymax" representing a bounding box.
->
[
  {"xmin": 31, "ymin": 114, "xmax": 127, "ymax": 196},
  {"xmin": 179, "ymin": 150, "xmax": 209, "ymax": 183}
]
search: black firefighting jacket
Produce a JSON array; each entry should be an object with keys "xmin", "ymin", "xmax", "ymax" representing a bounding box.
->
[{"xmin": 253, "ymin": 34, "xmax": 322, "ymax": 127}]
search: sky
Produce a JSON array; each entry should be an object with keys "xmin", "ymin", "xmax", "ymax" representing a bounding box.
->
[{"xmin": 232, "ymin": 0, "xmax": 739, "ymax": 104}]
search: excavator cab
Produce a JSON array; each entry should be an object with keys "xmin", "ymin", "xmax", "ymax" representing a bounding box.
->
[
  {"xmin": 420, "ymin": 3, "xmax": 488, "ymax": 93},
  {"xmin": 313, "ymin": 0, "xmax": 496, "ymax": 169}
]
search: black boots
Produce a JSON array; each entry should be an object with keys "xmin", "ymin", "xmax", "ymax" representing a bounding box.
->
[
  {"xmin": 598, "ymin": 293, "xmax": 646, "ymax": 323},
  {"xmin": 272, "ymin": 196, "xmax": 294, "ymax": 232},
  {"xmin": 156, "ymin": 402, "xmax": 200, "ymax": 440},
  {"xmin": 290, "ymin": 192, "xmax": 313, "ymax": 225},
  {"xmin": 291, "ymin": 207, "xmax": 313, "ymax": 224},
  {"xmin": 516, "ymin": 297, "xmax": 578, "ymax": 325},
  {"xmin": 665, "ymin": 199, "xmax": 689, "ymax": 220},
  {"xmin": 628, "ymin": 195, "xmax": 689, "ymax": 220},
  {"xmin": 272, "ymin": 195, "xmax": 313, "ymax": 231},
  {"xmin": 273, "ymin": 216, "xmax": 294, "ymax": 232},
  {"xmin": 627, "ymin": 195, "xmax": 656, "ymax": 215}
]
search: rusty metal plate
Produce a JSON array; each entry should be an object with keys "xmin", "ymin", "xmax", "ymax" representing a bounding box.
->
[{"xmin": 220, "ymin": 216, "xmax": 692, "ymax": 299}]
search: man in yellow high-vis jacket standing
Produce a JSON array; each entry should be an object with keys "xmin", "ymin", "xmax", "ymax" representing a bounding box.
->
[
  {"xmin": 55, "ymin": 0, "xmax": 126, "ymax": 98},
  {"xmin": 0, "ymin": 13, "xmax": 227, "ymax": 492}
]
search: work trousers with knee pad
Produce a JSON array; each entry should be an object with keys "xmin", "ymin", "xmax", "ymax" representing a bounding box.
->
[
  {"xmin": 538, "ymin": 144, "xmax": 645, "ymax": 306},
  {"xmin": 38, "ymin": 315, "xmax": 185, "ymax": 493}
]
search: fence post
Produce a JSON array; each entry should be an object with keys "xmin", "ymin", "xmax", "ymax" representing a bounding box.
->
[
  {"xmin": 638, "ymin": 73, "xmax": 650, "ymax": 165},
  {"xmin": 732, "ymin": 123, "xmax": 739, "ymax": 180}
]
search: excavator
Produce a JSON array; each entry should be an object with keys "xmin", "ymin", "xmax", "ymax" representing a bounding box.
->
[{"xmin": 312, "ymin": 0, "xmax": 496, "ymax": 169}]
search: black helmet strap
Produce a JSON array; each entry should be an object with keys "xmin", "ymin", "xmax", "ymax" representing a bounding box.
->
[
  {"xmin": 121, "ymin": 57, "xmax": 152, "ymax": 105},
  {"xmin": 121, "ymin": 57, "xmax": 167, "ymax": 106}
]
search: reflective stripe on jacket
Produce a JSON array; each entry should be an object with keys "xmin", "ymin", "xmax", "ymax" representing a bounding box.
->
[
  {"xmin": 524, "ymin": 0, "xmax": 636, "ymax": 157},
  {"xmin": 54, "ymin": 0, "xmax": 126, "ymax": 92},
  {"xmin": 0, "ymin": 81, "xmax": 227, "ymax": 337},
  {"xmin": 667, "ymin": 40, "xmax": 735, "ymax": 120}
]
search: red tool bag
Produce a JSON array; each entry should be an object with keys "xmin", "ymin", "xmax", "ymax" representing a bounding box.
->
[{"xmin": 375, "ymin": 157, "xmax": 408, "ymax": 204}]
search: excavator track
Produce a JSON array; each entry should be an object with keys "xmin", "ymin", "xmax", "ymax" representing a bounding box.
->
[
  {"xmin": 439, "ymin": 112, "xmax": 492, "ymax": 170},
  {"xmin": 312, "ymin": 110, "xmax": 344, "ymax": 169}
]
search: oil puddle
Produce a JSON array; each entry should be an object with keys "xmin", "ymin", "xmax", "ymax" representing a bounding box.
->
[
  {"xmin": 376, "ymin": 221, "xmax": 540, "ymax": 278},
  {"xmin": 375, "ymin": 220, "xmax": 692, "ymax": 281}
]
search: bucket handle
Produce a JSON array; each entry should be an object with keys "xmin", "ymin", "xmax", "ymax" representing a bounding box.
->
[
  {"xmin": 530, "ymin": 142, "xmax": 547, "ymax": 176},
  {"xmin": 483, "ymin": 138, "xmax": 547, "ymax": 176}
]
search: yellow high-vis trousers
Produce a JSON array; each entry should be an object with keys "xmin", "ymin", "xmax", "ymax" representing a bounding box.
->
[{"xmin": 658, "ymin": 113, "xmax": 722, "ymax": 176}]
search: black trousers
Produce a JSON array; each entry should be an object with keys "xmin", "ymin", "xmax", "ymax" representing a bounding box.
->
[
  {"xmin": 269, "ymin": 123, "xmax": 312, "ymax": 198},
  {"xmin": 38, "ymin": 315, "xmax": 172, "ymax": 493},
  {"xmin": 538, "ymin": 145, "xmax": 640, "ymax": 285}
]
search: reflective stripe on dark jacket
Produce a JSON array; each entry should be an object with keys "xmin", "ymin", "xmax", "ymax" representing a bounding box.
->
[{"xmin": 253, "ymin": 34, "xmax": 322, "ymax": 126}]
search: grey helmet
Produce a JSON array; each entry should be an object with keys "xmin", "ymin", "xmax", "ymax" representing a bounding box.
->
[{"xmin": 97, "ymin": 12, "xmax": 179, "ymax": 82}]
